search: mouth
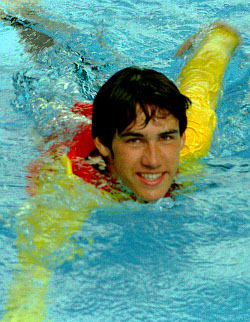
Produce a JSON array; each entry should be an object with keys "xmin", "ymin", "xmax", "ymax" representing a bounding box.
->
[{"xmin": 137, "ymin": 172, "xmax": 166, "ymax": 186}]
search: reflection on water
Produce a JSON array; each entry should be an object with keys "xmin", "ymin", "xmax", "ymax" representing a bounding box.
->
[{"xmin": 2, "ymin": 156, "xmax": 249, "ymax": 319}]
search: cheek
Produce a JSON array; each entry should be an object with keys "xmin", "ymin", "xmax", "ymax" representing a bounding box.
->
[
  {"xmin": 112, "ymin": 144, "xmax": 141, "ymax": 174},
  {"xmin": 114, "ymin": 145, "xmax": 134, "ymax": 166},
  {"xmin": 162, "ymin": 144, "xmax": 182, "ymax": 165},
  {"xmin": 112, "ymin": 144, "xmax": 127, "ymax": 168}
]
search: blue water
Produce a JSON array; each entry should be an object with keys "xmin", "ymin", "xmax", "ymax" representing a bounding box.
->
[{"xmin": 0, "ymin": 0, "xmax": 249, "ymax": 320}]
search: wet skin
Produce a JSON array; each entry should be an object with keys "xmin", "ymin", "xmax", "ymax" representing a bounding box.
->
[{"xmin": 95, "ymin": 107, "xmax": 185, "ymax": 202}]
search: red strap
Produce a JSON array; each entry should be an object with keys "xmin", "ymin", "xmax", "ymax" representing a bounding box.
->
[
  {"xmin": 71, "ymin": 102, "xmax": 93, "ymax": 117},
  {"xmin": 67, "ymin": 102, "xmax": 96, "ymax": 160}
]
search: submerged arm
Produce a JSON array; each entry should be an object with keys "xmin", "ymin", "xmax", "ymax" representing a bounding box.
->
[
  {"xmin": 3, "ymin": 171, "xmax": 112, "ymax": 320},
  {"xmin": 0, "ymin": 0, "xmax": 73, "ymax": 56}
]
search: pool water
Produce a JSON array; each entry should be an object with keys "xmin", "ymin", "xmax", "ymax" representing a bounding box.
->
[{"xmin": 0, "ymin": 0, "xmax": 249, "ymax": 320}]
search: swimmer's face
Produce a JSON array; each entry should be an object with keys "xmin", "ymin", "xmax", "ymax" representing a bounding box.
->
[{"xmin": 95, "ymin": 107, "xmax": 185, "ymax": 202}]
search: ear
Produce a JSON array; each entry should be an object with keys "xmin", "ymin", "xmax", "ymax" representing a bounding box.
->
[
  {"xmin": 94, "ymin": 137, "xmax": 112, "ymax": 158},
  {"xmin": 180, "ymin": 132, "xmax": 186, "ymax": 150}
]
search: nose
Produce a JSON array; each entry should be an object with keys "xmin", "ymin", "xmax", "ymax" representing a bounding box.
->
[{"xmin": 141, "ymin": 142, "xmax": 162, "ymax": 169}]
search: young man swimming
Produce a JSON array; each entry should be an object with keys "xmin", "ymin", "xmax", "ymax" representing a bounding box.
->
[
  {"xmin": 24, "ymin": 22, "xmax": 240, "ymax": 202},
  {"xmin": 59, "ymin": 22, "xmax": 240, "ymax": 202},
  {"xmin": 0, "ymin": 3, "xmax": 240, "ymax": 201},
  {"xmin": 1, "ymin": 13, "xmax": 241, "ymax": 320},
  {"xmin": 85, "ymin": 67, "xmax": 188, "ymax": 202}
]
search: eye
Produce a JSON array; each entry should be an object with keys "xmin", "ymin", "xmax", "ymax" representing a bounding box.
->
[
  {"xmin": 160, "ymin": 134, "xmax": 172, "ymax": 141},
  {"xmin": 126, "ymin": 138, "xmax": 141, "ymax": 144},
  {"xmin": 159, "ymin": 131, "xmax": 179, "ymax": 142}
]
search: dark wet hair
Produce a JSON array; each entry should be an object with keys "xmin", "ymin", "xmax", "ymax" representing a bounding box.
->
[{"xmin": 92, "ymin": 67, "xmax": 190, "ymax": 148}]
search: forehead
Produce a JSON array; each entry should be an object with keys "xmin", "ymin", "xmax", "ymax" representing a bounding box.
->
[{"xmin": 124, "ymin": 105, "xmax": 179, "ymax": 133}]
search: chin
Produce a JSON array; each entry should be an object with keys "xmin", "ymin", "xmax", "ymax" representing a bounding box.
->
[
  {"xmin": 138, "ymin": 191, "xmax": 167, "ymax": 203},
  {"xmin": 140, "ymin": 184, "xmax": 172, "ymax": 202}
]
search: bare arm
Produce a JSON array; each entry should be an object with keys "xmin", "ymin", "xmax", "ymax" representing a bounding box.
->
[{"xmin": 0, "ymin": 0, "xmax": 73, "ymax": 56}]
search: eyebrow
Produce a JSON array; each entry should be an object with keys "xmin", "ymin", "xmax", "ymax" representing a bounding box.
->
[
  {"xmin": 119, "ymin": 129, "xmax": 180, "ymax": 138},
  {"xmin": 120, "ymin": 132, "xmax": 144, "ymax": 138}
]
